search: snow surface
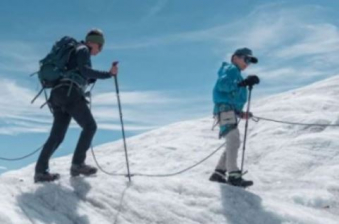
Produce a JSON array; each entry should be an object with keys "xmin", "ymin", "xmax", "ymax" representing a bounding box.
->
[{"xmin": 1, "ymin": 76, "xmax": 339, "ymax": 224}]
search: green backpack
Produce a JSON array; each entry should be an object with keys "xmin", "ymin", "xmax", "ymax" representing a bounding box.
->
[{"xmin": 31, "ymin": 36, "xmax": 79, "ymax": 105}]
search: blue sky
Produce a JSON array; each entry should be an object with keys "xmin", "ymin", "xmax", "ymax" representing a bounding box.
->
[{"xmin": 1, "ymin": 0, "xmax": 339, "ymax": 174}]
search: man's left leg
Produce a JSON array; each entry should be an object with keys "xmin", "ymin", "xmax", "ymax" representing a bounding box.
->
[
  {"xmin": 226, "ymin": 128, "xmax": 253, "ymax": 187},
  {"xmin": 67, "ymin": 99, "xmax": 98, "ymax": 176}
]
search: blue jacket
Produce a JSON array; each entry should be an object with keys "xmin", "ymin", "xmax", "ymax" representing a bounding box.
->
[{"xmin": 213, "ymin": 62, "xmax": 248, "ymax": 114}]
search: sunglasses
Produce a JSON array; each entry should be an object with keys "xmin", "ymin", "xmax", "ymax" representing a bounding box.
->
[{"xmin": 243, "ymin": 56, "xmax": 252, "ymax": 65}]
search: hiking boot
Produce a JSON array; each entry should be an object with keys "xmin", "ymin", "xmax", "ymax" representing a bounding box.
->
[
  {"xmin": 34, "ymin": 171, "xmax": 60, "ymax": 183},
  {"xmin": 227, "ymin": 171, "xmax": 253, "ymax": 188},
  {"xmin": 70, "ymin": 163, "xmax": 97, "ymax": 177},
  {"xmin": 209, "ymin": 169, "xmax": 227, "ymax": 184}
]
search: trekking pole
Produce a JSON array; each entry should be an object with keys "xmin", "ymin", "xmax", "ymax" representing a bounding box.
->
[
  {"xmin": 112, "ymin": 62, "xmax": 132, "ymax": 182},
  {"xmin": 240, "ymin": 85, "xmax": 253, "ymax": 175}
]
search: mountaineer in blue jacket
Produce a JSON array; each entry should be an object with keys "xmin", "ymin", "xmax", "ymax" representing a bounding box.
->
[{"xmin": 209, "ymin": 48, "xmax": 259, "ymax": 187}]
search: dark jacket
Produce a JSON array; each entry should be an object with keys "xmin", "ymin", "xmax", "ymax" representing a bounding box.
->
[{"xmin": 65, "ymin": 41, "xmax": 111, "ymax": 88}]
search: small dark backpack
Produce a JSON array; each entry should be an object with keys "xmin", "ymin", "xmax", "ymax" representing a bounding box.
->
[{"xmin": 31, "ymin": 36, "xmax": 79, "ymax": 105}]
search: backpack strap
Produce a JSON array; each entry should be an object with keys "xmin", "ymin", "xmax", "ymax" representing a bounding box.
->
[
  {"xmin": 29, "ymin": 71, "xmax": 39, "ymax": 77},
  {"xmin": 31, "ymin": 87, "xmax": 44, "ymax": 104},
  {"xmin": 31, "ymin": 86, "xmax": 53, "ymax": 113},
  {"xmin": 40, "ymin": 88, "xmax": 53, "ymax": 113}
]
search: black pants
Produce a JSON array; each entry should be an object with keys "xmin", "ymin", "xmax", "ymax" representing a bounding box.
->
[{"xmin": 35, "ymin": 85, "xmax": 97, "ymax": 173}]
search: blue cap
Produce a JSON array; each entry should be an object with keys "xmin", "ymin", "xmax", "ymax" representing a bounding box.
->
[{"xmin": 234, "ymin": 48, "xmax": 258, "ymax": 64}]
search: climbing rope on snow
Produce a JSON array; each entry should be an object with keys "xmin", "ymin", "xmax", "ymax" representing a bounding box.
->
[
  {"xmin": 131, "ymin": 142, "xmax": 226, "ymax": 177},
  {"xmin": 90, "ymin": 146, "xmax": 126, "ymax": 177},
  {"xmin": 252, "ymin": 116, "xmax": 339, "ymax": 127},
  {"xmin": 91, "ymin": 142, "xmax": 226, "ymax": 178},
  {"xmin": 0, "ymin": 146, "xmax": 43, "ymax": 161}
]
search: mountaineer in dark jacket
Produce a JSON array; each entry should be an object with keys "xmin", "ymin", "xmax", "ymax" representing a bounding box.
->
[{"xmin": 34, "ymin": 29, "xmax": 118, "ymax": 183}]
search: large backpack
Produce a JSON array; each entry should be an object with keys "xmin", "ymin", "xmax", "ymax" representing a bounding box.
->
[
  {"xmin": 31, "ymin": 36, "xmax": 79, "ymax": 105},
  {"xmin": 38, "ymin": 36, "xmax": 79, "ymax": 88}
]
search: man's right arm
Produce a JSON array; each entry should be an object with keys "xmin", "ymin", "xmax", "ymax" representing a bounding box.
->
[{"xmin": 76, "ymin": 46, "xmax": 112, "ymax": 79}]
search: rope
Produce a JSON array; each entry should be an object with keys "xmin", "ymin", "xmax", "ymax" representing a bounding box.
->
[
  {"xmin": 91, "ymin": 140, "xmax": 226, "ymax": 178},
  {"xmin": 88, "ymin": 92, "xmax": 126, "ymax": 177},
  {"xmin": 0, "ymin": 146, "xmax": 43, "ymax": 161},
  {"xmin": 90, "ymin": 146, "xmax": 126, "ymax": 177},
  {"xmin": 90, "ymin": 114, "xmax": 339, "ymax": 178},
  {"xmin": 87, "ymin": 85, "xmax": 226, "ymax": 178},
  {"xmin": 131, "ymin": 142, "xmax": 226, "ymax": 177},
  {"xmin": 253, "ymin": 116, "xmax": 339, "ymax": 127}
]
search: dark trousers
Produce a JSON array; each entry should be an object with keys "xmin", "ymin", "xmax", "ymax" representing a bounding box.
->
[{"xmin": 35, "ymin": 85, "xmax": 97, "ymax": 173}]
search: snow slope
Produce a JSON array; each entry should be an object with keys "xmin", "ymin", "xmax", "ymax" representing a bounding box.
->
[{"xmin": 1, "ymin": 76, "xmax": 339, "ymax": 224}]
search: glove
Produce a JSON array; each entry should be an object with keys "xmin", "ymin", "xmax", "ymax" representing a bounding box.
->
[
  {"xmin": 110, "ymin": 61, "xmax": 119, "ymax": 76},
  {"xmin": 238, "ymin": 75, "xmax": 260, "ymax": 87}
]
